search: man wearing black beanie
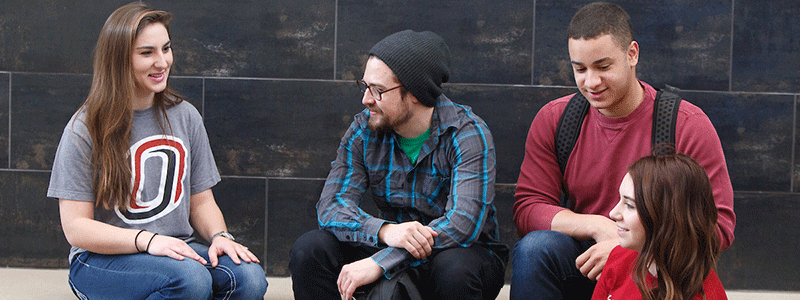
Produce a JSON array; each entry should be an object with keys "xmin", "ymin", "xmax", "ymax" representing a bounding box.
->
[{"xmin": 290, "ymin": 30, "xmax": 508, "ymax": 300}]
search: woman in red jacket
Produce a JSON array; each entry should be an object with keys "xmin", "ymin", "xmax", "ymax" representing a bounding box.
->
[{"xmin": 593, "ymin": 153, "xmax": 727, "ymax": 300}]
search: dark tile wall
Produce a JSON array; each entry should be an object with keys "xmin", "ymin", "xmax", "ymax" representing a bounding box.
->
[
  {"xmin": 0, "ymin": 171, "xmax": 70, "ymax": 268},
  {"xmin": 1, "ymin": 0, "xmax": 798, "ymax": 292},
  {"xmin": 717, "ymin": 192, "xmax": 800, "ymax": 290},
  {"xmin": 731, "ymin": 0, "xmax": 800, "ymax": 93}
]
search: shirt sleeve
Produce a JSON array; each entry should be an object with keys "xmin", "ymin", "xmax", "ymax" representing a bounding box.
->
[
  {"xmin": 675, "ymin": 104, "xmax": 736, "ymax": 250},
  {"xmin": 317, "ymin": 116, "xmax": 388, "ymax": 248},
  {"xmin": 426, "ymin": 117, "xmax": 496, "ymax": 247},
  {"xmin": 186, "ymin": 104, "xmax": 221, "ymax": 194},
  {"xmin": 513, "ymin": 99, "xmax": 571, "ymax": 236},
  {"xmin": 47, "ymin": 114, "xmax": 96, "ymax": 202}
]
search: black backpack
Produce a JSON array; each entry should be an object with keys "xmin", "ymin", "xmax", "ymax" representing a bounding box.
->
[{"xmin": 554, "ymin": 89, "xmax": 681, "ymax": 209}]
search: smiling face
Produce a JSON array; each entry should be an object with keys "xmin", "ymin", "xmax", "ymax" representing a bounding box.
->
[
  {"xmin": 568, "ymin": 34, "xmax": 640, "ymax": 117},
  {"xmin": 131, "ymin": 22, "xmax": 172, "ymax": 108},
  {"xmin": 610, "ymin": 173, "xmax": 646, "ymax": 252},
  {"xmin": 360, "ymin": 56, "xmax": 413, "ymax": 133}
]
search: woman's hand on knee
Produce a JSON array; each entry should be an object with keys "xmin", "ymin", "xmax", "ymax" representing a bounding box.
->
[
  {"xmin": 208, "ymin": 237, "xmax": 260, "ymax": 268},
  {"xmin": 147, "ymin": 234, "xmax": 207, "ymax": 265}
]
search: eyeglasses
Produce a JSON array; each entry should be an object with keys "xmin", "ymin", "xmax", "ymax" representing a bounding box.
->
[{"xmin": 357, "ymin": 80, "xmax": 403, "ymax": 101}]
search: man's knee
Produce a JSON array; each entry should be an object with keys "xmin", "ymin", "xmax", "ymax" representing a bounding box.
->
[
  {"xmin": 514, "ymin": 230, "xmax": 580, "ymax": 260},
  {"xmin": 428, "ymin": 246, "xmax": 504, "ymax": 298},
  {"xmin": 289, "ymin": 230, "xmax": 338, "ymax": 271}
]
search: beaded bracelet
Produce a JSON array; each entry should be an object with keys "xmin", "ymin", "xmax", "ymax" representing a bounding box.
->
[
  {"xmin": 134, "ymin": 230, "xmax": 145, "ymax": 253},
  {"xmin": 146, "ymin": 233, "xmax": 159, "ymax": 253}
]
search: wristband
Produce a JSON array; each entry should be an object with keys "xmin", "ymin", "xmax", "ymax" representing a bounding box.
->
[
  {"xmin": 134, "ymin": 230, "xmax": 145, "ymax": 253},
  {"xmin": 146, "ymin": 233, "xmax": 159, "ymax": 253}
]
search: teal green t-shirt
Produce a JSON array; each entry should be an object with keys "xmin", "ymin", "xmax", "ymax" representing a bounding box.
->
[{"xmin": 397, "ymin": 127, "xmax": 431, "ymax": 164}]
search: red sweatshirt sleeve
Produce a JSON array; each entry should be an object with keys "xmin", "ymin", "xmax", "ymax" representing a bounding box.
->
[
  {"xmin": 513, "ymin": 97, "xmax": 572, "ymax": 236},
  {"xmin": 675, "ymin": 102, "xmax": 736, "ymax": 250}
]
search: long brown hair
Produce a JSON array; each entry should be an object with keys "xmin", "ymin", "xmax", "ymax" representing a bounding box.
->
[
  {"xmin": 627, "ymin": 154, "xmax": 720, "ymax": 300},
  {"xmin": 80, "ymin": 2, "xmax": 183, "ymax": 210}
]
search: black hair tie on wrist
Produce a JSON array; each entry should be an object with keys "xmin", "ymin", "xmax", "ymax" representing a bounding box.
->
[
  {"xmin": 134, "ymin": 230, "xmax": 145, "ymax": 253},
  {"xmin": 146, "ymin": 233, "xmax": 159, "ymax": 253}
]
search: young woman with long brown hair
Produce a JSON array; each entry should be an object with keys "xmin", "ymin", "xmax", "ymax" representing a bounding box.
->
[
  {"xmin": 592, "ymin": 153, "xmax": 727, "ymax": 300},
  {"xmin": 47, "ymin": 2, "xmax": 267, "ymax": 299}
]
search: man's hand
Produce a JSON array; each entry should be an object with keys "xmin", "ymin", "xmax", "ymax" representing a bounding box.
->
[
  {"xmin": 378, "ymin": 221, "xmax": 438, "ymax": 259},
  {"xmin": 575, "ymin": 239, "xmax": 618, "ymax": 280},
  {"xmin": 337, "ymin": 257, "xmax": 383, "ymax": 300},
  {"xmin": 575, "ymin": 214, "xmax": 619, "ymax": 280}
]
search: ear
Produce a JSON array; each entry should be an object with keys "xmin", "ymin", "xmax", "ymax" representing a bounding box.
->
[
  {"xmin": 627, "ymin": 41, "xmax": 639, "ymax": 67},
  {"xmin": 401, "ymin": 89, "xmax": 421, "ymax": 105}
]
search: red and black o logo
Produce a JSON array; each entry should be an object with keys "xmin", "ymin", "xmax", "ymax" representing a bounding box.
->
[{"xmin": 116, "ymin": 135, "xmax": 188, "ymax": 224}]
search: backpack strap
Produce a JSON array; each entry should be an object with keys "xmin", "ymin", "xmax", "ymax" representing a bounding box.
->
[
  {"xmin": 555, "ymin": 93, "xmax": 590, "ymax": 175},
  {"xmin": 554, "ymin": 93, "xmax": 590, "ymax": 208},
  {"xmin": 651, "ymin": 90, "xmax": 681, "ymax": 155}
]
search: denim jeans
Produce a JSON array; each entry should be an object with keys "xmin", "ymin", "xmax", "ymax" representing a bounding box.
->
[
  {"xmin": 289, "ymin": 229, "xmax": 508, "ymax": 300},
  {"xmin": 510, "ymin": 231, "xmax": 596, "ymax": 300},
  {"xmin": 69, "ymin": 242, "xmax": 267, "ymax": 300}
]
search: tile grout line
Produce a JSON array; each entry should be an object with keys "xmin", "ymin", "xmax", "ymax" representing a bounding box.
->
[
  {"xmin": 8, "ymin": 73, "xmax": 11, "ymax": 168},
  {"xmin": 792, "ymin": 95, "xmax": 797, "ymax": 192},
  {"xmin": 201, "ymin": 77, "xmax": 206, "ymax": 119},
  {"xmin": 333, "ymin": 0, "xmax": 338, "ymax": 80},
  {"xmin": 530, "ymin": 0, "xmax": 536, "ymax": 86},
  {"xmin": 262, "ymin": 178, "xmax": 270, "ymax": 273},
  {"xmin": 728, "ymin": 0, "xmax": 735, "ymax": 92}
]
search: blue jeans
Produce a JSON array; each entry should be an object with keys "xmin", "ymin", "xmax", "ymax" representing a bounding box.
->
[
  {"xmin": 510, "ymin": 231, "xmax": 596, "ymax": 300},
  {"xmin": 69, "ymin": 242, "xmax": 267, "ymax": 300}
]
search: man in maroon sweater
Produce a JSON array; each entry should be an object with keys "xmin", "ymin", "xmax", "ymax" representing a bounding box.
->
[{"xmin": 510, "ymin": 3, "xmax": 735, "ymax": 299}]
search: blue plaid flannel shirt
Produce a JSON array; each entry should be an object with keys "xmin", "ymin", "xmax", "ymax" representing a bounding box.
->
[{"xmin": 317, "ymin": 95, "xmax": 502, "ymax": 278}]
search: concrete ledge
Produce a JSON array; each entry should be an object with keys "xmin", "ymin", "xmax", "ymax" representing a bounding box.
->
[{"xmin": 3, "ymin": 268, "xmax": 799, "ymax": 300}]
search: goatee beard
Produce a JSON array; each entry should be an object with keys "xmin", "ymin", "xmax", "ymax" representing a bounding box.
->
[{"xmin": 368, "ymin": 118, "xmax": 393, "ymax": 134}]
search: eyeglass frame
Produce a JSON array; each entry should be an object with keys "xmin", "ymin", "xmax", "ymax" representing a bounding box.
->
[{"xmin": 357, "ymin": 80, "xmax": 403, "ymax": 101}]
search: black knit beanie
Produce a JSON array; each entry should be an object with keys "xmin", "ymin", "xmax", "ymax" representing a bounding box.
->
[{"xmin": 369, "ymin": 30, "xmax": 451, "ymax": 107}]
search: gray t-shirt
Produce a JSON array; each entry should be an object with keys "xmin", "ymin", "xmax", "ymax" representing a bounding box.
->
[{"xmin": 47, "ymin": 101, "xmax": 221, "ymax": 262}]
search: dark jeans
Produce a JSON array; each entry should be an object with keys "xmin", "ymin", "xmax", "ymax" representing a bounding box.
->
[
  {"xmin": 289, "ymin": 229, "xmax": 507, "ymax": 300},
  {"xmin": 510, "ymin": 230, "xmax": 596, "ymax": 300}
]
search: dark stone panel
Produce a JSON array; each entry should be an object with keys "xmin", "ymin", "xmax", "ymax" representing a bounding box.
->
[
  {"xmin": 717, "ymin": 192, "xmax": 800, "ymax": 290},
  {"xmin": 443, "ymin": 84, "xmax": 576, "ymax": 184},
  {"xmin": 337, "ymin": 0, "xmax": 533, "ymax": 84},
  {"xmin": 211, "ymin": 176, "xmax": 266, "ymax": 269},
  {"xmin": 204, "ymin": 79, "xmax": 364, "ymax": 177},
  {"xmin": 11, "ymin": 73, "xmax": 91, "ymax": 170},
  {"xmin": 170, "ymin": 77, "xmax": 204, "ymax": 115},
  {"xmin": 0, "ymin": 171, "xmax": 70, "ymax": 268},
  {"xmin": 0, "ymin": 1, "xmax": 131, "ymax": 73},
  {"xmin": 534, "ymin": 0, "xmax": 731, "ymax": 91},
  {"xmin": 494, "ymin": 183, "xmax": 518, "ymax": 282},
  {"xmin": 0, "ymin": 73, "xmax": 8, "ymax": 168},
  {"xmin": 685, "ymin": 91, "xmax": 793, "ymax": 192},
  {"xmin": 732, "ymin": 0, "xmax": 800, "ymax": 93},
  {"xmin": 149, "ymin": 0, "xmax": 335, "ymax": 79},
  {"xmin": 266, "ymin": 178, "xmax": 324, "ymax": 276},
  {"xmin": 10, "ymin": 75, "xmax": 202, "ymax": 171}
]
